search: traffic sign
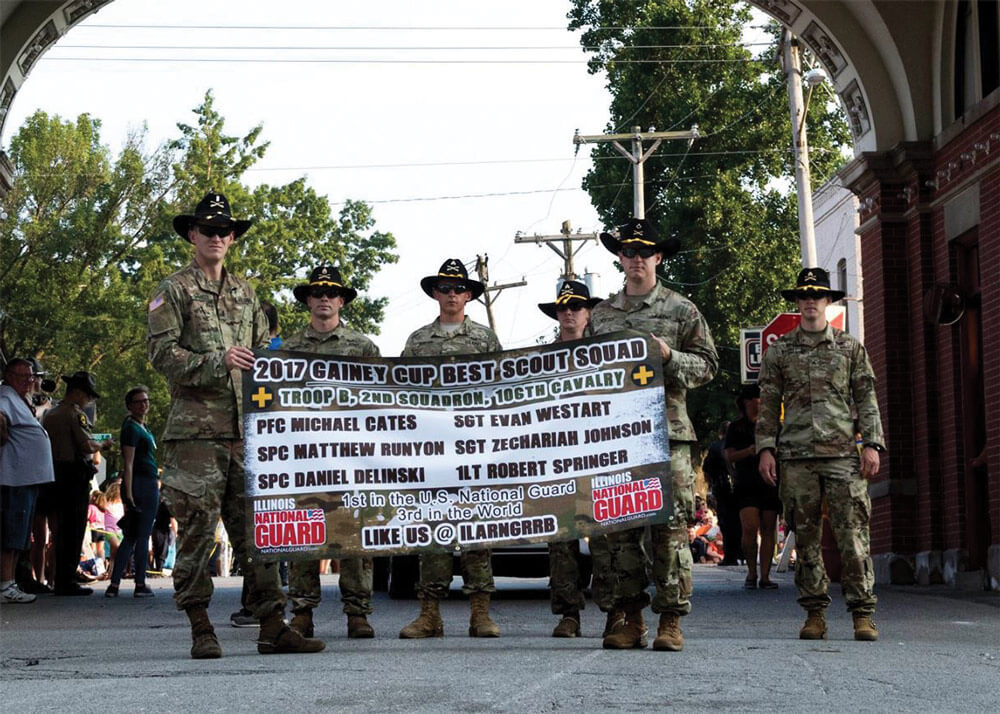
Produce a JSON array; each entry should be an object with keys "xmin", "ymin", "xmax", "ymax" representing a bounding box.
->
[
  {"xmin": 740, "ymin": 327, "xmax": 762, "ymax": 383},
  {"xmin": 761, "ymin": 306, "xmax": 846, "ymax": 355}
]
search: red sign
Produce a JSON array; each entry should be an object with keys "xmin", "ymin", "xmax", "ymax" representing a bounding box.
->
[{"xmin": 761, "ymin": 307, "xmax": 846, "ymax": 355}]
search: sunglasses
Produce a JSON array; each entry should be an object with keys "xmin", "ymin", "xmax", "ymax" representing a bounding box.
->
[
  {"xmin": 620, "ymin": 246, "xmax": 658, "ymax": 259},
  {"xmin": 435, "ymin": 283, "xmax": 468, "ymax": 295},
  {"xmin": 195, "ymin": 224, "xmax": 233, "ymax": 239},
  {"xmin": 309, "ymin": 287, "xmax": 343, "ymax": 300},
  {"xmin": 556, "ymin": 303, "xmax": 587, "ymax": 313}
]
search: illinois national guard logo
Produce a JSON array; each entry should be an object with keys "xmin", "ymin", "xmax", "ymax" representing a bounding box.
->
[{"xmin": 592, "ymin": 477, "xmax": 664, "ymax": 523}]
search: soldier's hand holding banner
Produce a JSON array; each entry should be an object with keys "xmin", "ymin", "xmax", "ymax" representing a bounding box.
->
[{"xmin": 243, "ymin": 331, "xmax": 672, "ymax": 561}]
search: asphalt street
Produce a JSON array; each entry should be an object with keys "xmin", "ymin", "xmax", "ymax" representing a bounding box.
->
[{"xmin": 1, "ymin": 565, "xmax": 997, "ymax": 713}]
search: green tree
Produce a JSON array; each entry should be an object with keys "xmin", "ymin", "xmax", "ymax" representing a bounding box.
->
[
  {"xmin": 568, "ymin": 0, "xmax": 851, "ymax": 443},
  {"xmin": 157, "ymin": 91, "xmax": 398, "ymax": 338},
  {"xmin": 1, "ymin": 92, "xmax": 398, "ymax": 438},
  {"xmin": 0, "ymin": 110, "xmax": 174, "ymax": 443}
]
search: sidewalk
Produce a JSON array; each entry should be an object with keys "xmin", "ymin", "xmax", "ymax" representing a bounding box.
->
[{"xmin": 1, "ymin": 565, "xmax": 997, "ymax": 713}]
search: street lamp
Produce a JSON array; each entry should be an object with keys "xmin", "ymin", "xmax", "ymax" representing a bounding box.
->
[{"xmin": 782, "ymin": 31, "xmax": 828, "ymax": 268}]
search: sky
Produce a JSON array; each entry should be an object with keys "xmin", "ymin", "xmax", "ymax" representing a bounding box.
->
[{"xmin": 2, "ymin": 0, "xmax": 634, "ymax": 355}]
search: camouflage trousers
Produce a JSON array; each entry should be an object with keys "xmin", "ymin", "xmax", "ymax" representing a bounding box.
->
[
  {"xmin": 160, "ymin": 439, "xmax": 284, "ymax": 616},
  {"xmin": 288, "ymin": 557, "xmax": 374, "ymax": 616},
  {"xmin": 780, "ymin": 458, "xmax": 876, "ymax": 615},
  {"xmin": 417, "ymin": 549, "xmax": 494, "ymax": 600},
  {"xmin": 548, "ymin": 535, "xmax": 612, "ymax": 614},
  {"xmin": 607, "ymin": 444, "xmax": 695, "ymax": 616}
]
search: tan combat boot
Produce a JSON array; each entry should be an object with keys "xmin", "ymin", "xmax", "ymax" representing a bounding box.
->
[
  {"xmin": 799, "ymin": 610, "xmax": 828, "ymax": 640},
  {"xmin": 257, "ymin": 611, "xmax": 326, "ymax": 654},
  {"xmin": 468, "ymin": 592, "xmax": 500, "ymax": 637},
  {"xmin": 552, "ymin": 612, "xmax": 581, "ymax": 638},
  {"xmin": 652, "ymin": 612, "xmax": 684, "ymax": 651},
  {"xmin": 186, "ymin": 606, "xmax": 222, "ymax": 659},
  {"xmin": 852, "ymin": 612, "xmax": 879, "ymax": 641},
  {"xmin": 399, "ymin": 598, "xmax": 444, "ymax": 639},
  {"xmin": 347, "ymin": 614, "xmax": 375, "ymax": 639},
  {"xmin": 602, "ymin": 610, "xmax": 625, "ymax": 638},
  {"xmin": 289, "ymin": 608, "xmax": 314, "ymax": 638},
  {"xmin": 602, "ymin": 605, "xmax": 647, "ymax": 649}
]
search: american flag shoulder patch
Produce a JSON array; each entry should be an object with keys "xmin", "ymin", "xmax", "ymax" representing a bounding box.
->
[{"xmin": 149, "ymin": 295, "xmax": 165, "ymax": 312}]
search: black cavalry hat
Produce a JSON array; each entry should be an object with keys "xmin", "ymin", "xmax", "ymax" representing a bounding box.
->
[
  {"xmin": 538, "ymin": 280, "xmax": 602, "ymax": 320},
  {"xmin": 599, "ymin": 217, "xmax": 680, "ymax": 258},
  {"xmin": 172, "ymin": 192, "xmax": 252, "ymax": 241},
  {"xmin": 292, "ymin": 266, "xmax": 358, "ymax": 305},
  {"xmin": 780, "ymin": 267, "xmax": 846, "ymax": 302},
  {"xmin": 61, "ymin": 370, "xmax": 101, "ymax": 399},
  {"xmin": 419, "ymin": 258, "xmax": 485, "ymax": 300}
]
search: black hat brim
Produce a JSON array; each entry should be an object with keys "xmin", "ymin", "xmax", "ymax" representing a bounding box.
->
[
  {"xmin": 173, "ymin": 215, "xmax": 252, "ymax": 241},
  {"xmin": 599, "ymin": 232, "xmax": 681, "ymax": 258},
  {"xmin": 61, "ymin": 375, "xmax": 101, "ymax": 399},
  {"xmin": 538, "ymin": 297, "xmax": 602, "ymax": 320},
  {"xmin": 293, "ymin": 285, "xmax": 358, "ymax": 305},
  {"xmin": 420, "ymin": 276, "xmax": 485, "ymax": 301},
  {"xmin": 781, "ymin": 288, "xmax": 846, "ymax": 302}
]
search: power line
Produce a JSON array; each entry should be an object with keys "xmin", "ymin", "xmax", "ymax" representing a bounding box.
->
[
  {"xmin": 247, "ymin": 157, "xmax": 583, "ymax": 171},
  {"xmin": 328, "ymin": 186, "xmax": 578, "ymax": 205},
  {"xmin": 45, "ymin": 56, "xmax": 769, "ymax": 65},
  {"xmin": 81, "ymin": 24, "xmax": 770, "ymax": 31},
  {"xmin": 8, "ymin": 148, "xmax": 821, "ymax": 181},
  {"xmin": 57, "ymin": 43, "xmax": 773, "ymax": 51}
]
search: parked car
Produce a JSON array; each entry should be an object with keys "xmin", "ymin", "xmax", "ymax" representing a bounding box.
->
[{"xmin": 373, "ymin": 539, "xmax": 593, "ymax": 599}]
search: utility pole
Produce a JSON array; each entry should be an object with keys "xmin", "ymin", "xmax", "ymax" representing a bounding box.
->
[
  {"xmin": 514, "ymin": 219, "xmax": 598, "ymax": 282},
  {"xmin": 781, "ymin": 29, "xmax": 818, "ymax": 267},
  {"xmin": 573, "ymin": 125, "xmax": 699, "ymax": 219},
  {"xmin": 475, "ymin": 254, "xmax": 526, "ymax": 333}
]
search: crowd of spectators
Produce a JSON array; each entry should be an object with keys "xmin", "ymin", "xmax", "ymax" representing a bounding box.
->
[{"xmin": 0, "ymin": 359, "xmax": 174, "ymax": 603}]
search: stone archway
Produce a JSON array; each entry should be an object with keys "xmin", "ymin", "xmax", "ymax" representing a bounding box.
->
[{"xmin": 0, "ymin": 1, "xmax": 942, "ymax": 157}]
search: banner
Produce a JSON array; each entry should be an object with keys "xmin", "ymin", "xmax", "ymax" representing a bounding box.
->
[{"xmin": 242, "ymin": 331, "xmax": 671, "ymax": 561}]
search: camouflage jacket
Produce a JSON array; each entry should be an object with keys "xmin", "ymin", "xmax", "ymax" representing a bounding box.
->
[
  {"xmin": 401, "ymin": 317, "xmax": 502, "ymax": 357},
  {"xmin": 591, "ymin": 281, "xmax": 718, "ymax": 442},
  {"xmin": 282, "ymin": 322, "xmax": 381, "ymax": 359},
  {"xmin": 756, "ymin": 324, "xmax": 885, "ymax": 460},
  {"xmin": 147, "ymin": 261, "xmax": 268, "ymax": 440}
]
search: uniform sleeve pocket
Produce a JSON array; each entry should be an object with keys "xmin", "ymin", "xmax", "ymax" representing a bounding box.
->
[{"xmin": 148, "ymin": 294, "xmax": 181, "ymax": 337}]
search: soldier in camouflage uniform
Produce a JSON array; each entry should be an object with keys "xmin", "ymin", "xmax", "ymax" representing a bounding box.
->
[
  {"xmin": 148, "ymin": 193, "xmax": 324, "ymax": 658},
  {"xmin": 537, "ymin": 280, "xmax": 616, "ymax": 638},
  {"xmin": 283, "ymin": 266, "xmax": 380, "ymax": 640},
  {"xmin": 398, "ymin": 259, "xmax": 503, "ymax": 639},
  {"xmin": 756, "ymin": 268, "xmax": 884, "ymax": 642},
  {"xmin": 590, "ymin": 218, "xmax": 718, "ymax": 652}
]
